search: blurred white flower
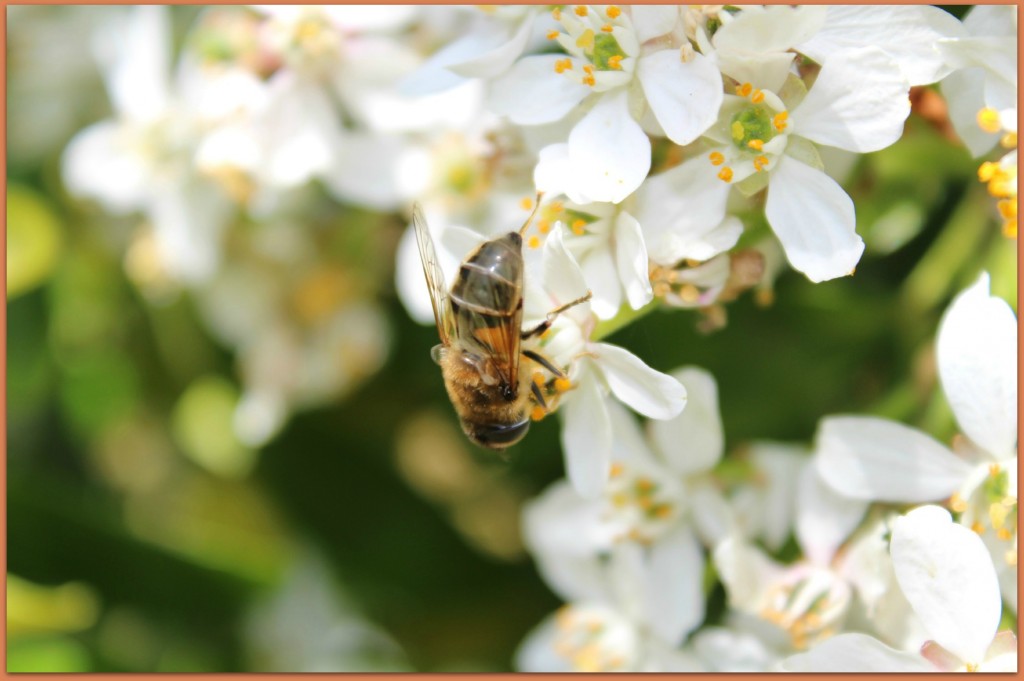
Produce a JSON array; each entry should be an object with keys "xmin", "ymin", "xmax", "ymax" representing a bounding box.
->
[
  {"xmin": 62, "ymin": 5, "xmax": 235, "ymax": 283},
  {"xmin": 780, "ymin": 506, "xmax": 1017, "ymax": 672},
  {"xmin": 814, "ymin": 273, "xmax": 1018, "ymax": 608}
]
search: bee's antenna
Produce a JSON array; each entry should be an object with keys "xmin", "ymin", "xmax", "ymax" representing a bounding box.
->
[{"xmin": 518, "ymin": 191, "xmax": 545, "ymax": 236}]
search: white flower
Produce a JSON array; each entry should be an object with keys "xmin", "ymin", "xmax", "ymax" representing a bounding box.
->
[
  {"xmin": 938, "ymin": 5, "xmax": 1017, "ymax": 157},
  {"xmin": 665, "ymin": 46, "xmax": 910, "ymax": 282},
  {"xmin": 795, "ymin": 5, "xmax": 965, "ymax": 87},
  {"xmin": 515, "ymin": 541, "xmax": 704, "ymax": 672},
  {"xmin": 528, "ymin": 228, "xmax": 686, "ymax": 497},
  {"xmin": 62, "ymin": 5, "xmax": 235, "ymax": 284},
  {"xmin": 490, "ymin": 5, "xmax": 722, "ymax": 203},
  {"xmin": 814, "ymin": 273, "xmax": 1018, "ymax": 608},
  {"xmin": 780, "ymin": 506, "xmax": 1017, "ymax": 672}
]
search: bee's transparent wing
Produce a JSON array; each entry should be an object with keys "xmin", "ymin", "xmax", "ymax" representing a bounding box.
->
[{"xmin": 412, "ymin": 204, "xmax": 454, "ymax": 344}]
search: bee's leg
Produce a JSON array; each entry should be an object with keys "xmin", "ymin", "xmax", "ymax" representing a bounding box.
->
[
  {"xmin": 523, "ymin": 349, "xmax": 564, "ymax": 378},
  {"xmin": 517, "ymin": 191, "xmax": 545, "ymax": 236},
  {"xmin": 520, "ymin": 290, "xmax": 593, "ymax": 340},
  {"xmin": 529, "ymin": 379, "xmax": 548, "ymax": 409}
]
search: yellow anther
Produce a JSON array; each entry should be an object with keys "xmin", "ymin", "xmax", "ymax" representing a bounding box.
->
[
  {"xmin": 977, "ymin": 107, "xmax": 1001, "ymax": 134},
  {"xmin": 717, "ymin": 166, "xmax": 734, "ymax": 182},
  {"xmin": 571, "ymin": 219, "xmax": 586, "ymax": 235},
  {"xmin": 754, "ymin": 155, "xmax": 769, "ymax": 172},
  {"xmin": 978, "ymin": 161, "xmax": 998, "ymax": 182},
  {"xmin": 521, "ymin": 196, "xmax": 534, "ymax": 211},
  {"xmin": 736, "ymin": 82, "xmax": 753, "ymax": 97},
  {"xmin": 950, "ymin": 492, "xmax": 968, "ymax": 513},
  {"xmin": 577, "ymin": 28, "xmax": 595, "ymax": 49},
  {"xmin": 990, "ymin": 501, "xmax": 1010, "ymax": 530},
  {"xmin": 1001, "ymin": 131, "xmax": 1017, "ymax": 148},
  {"xmin": 751, "ymin": 89, "xmax": 765, "ymax": 104},
  {"xmin": 601, "ymin": 23, "xmax": 613, "ymax": 32},
  {"xmin": 610, "ymin": 492, "xmax": 629, "ymax": 508},
  {"xmin": 547, "ymin": 29, "xmax": 560, "ymax": 40},
  {"xmin": 972, "ymin": 521, "xmax": 986, "ymax": 535},
  {"xmin": 651, "ymin": 503, "xmax": 673, "ymax": 519},
  {"xmin": 532, "ymin": 371, "xmax": 546, "ymax": 386},
  {"xmin": 552, "ymin": 7, "xmax": 561, "ymax": 20},
  {"xmin": 998, "ymin": 528, "xmax": 1013, "ymax": 541},
  {"xmin": 538, "ymin": 219, "xmax": 551, "ymax": 234},
  {"xmin": 989, "ymin": 463, "xmax": 1001, "ymax": 477},
  {"xmin": 575, "ymin": 5, "xmax": 589, "ymax": 16},
  {"xmin": 530, "ymin": 405, "xmax": 547, "ymax": 421},
  {"xmin": 606, "ymin": 5, "xmax": 621, "ymax": 18},
  {"xmin": 583, "ymin": 64, "xmax": 594, "ymax": 75},
  {"xmin": 731, "ymin": 121, "xmax": 745, "ymax": 142},
  {"xmin": 550, "ymin": 200, "xmax": 564, "ymax": 213},
  {"xmin": 708, "ymin": 151, "xmax": 725, "ymax": 166},
  {"xmin": 747, "ymin": 139, "xmax": 764, "ymax": 151},
  {"xmin": 1003, "ymin": 219, "xmax": 1017, "ymax": 239},
  {"xmin": 528, "ymin": 235, "xmax": 541, "ymax": 249},
  {"xmin": 554, "ymin": 58, "xmax": 573, "ymax": 74},
  {"xmin": 554, "ymin": 377, "xmax": 573, "ymax": 393},
  {"xmin": 609, "ymin": 462, "xmax": 624, "ymax": 478},
  {"xmin": 773, "ymin": 110, "xmax": 789, "ymax": 131},
  {"xmin": 635, "ymin": 477, "xmax": 655, "ymax": 493},
  {"xmin": 607, "ymin": 55, "xmax": 623, "ymax": 69}
]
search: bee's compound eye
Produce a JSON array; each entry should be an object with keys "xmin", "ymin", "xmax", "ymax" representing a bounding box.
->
[
  {"xmin": 468, "ymin": 419, "xmax": 530, "ymax": 449},
  {"xmin": 501, "ymin": 384, "xmax": 515, "ymax": 401}
]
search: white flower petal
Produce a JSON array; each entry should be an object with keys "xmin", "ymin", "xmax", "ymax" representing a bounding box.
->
[
  {"xmin": 613, "ymin": 211, "xmax": 653, "ymax": 311},
  {"xmin": 447, "ymin": 11, "xmax": 536, "ymax": 79},
  {"xmin": 487, "ymin": 55, "xmax": 590, "ymax": 125},
  {"xmin": 940, "ymin": 67, "xmax": 1000, "ymax": 157},
  {"xmin": 796, "ymin": 5, "xmax": 966, "ymax": 86},
  {"xmin": 643, "ymin": 524, "xmax": 705, "ymax": 645},
  {"xmin": 780, "ymin": 633, "xmax": 936, "ymax": 672},
  {"xmin": 712, "ymin": 6, "xmax": 826, "ymax": 56},
  {"xmin": 649, "ymin": 366, "xmax": 723, "ymax": 476},
  {"xmin": 713, "ymin": 536, "xmax": 785, "ymax": 611},
  {"xmin": 61, "ymin": 121, "xmax": 150, "ymax": 212},
  {"xmin": 692, "ymin": 626, "xmax": 778, "ymax": 672},
  {"xmin": 322, "ymin": 131, "xmax": 405, "ymax": 210},
  {"xmin": 689, "ymin": 483, "xmax": 737, "ymax": 548},
  {"xmin": 630, "ymin": 6, "xmax": 680, "ymax": 43},
  {"xmin": 815, "ymin": 416, "xmax": 973, "ymax": 502},
  {"xmin": 633, "ymin": 154, "xmax": 732, "ymax": 266},
  {"xmin": 580, "ymin": 244, "xmax": 622, "ymax": 320},
  {"xmin": 593, "ymin": 343, "xmax": 686, "ymax": 420},
  {"xmin": 637, "ymin": 50, "xmax": 722, "ymax": 146},
  {"xmin": 562, "ymin": 363, "xmax": 612, "ymax": 499},
  {"xmin": 515, "ymin": 613, "xmax": 574, "ymax": 672},
  {"xmin": 765, "ymin": 156, "xmax": 864, "ymax": 282},
  {"xmin": 795, "ymin": 464, "xmax": 867, "ymax": 566},
  {"xmin": 148, "ymin": 178, "xmax": 231, "ymax": 284},
  {"xmin": 790, "ymin": 46, "xmax": 910, "ymax": 153},
  {"xmin": 742, "ymin": 442, "xmax": 806, "ymax": 551},
  {"xmin": 567, "ymin": 90, "xmax": 651, "ymax": 204},
  {"xmin": 540, "ymin": 226, "xmax": 593, "ymax": 326},
  {"xmin": 891, "ymin": 505, "xmax": 1001, "ymax": 665},
  {"xmin": 103, "ymin": 5, "xmax": 171, "ymax": 122},
  {"xmin": 936, "ymin": 272, "xmax": 1017, "ymax": 458}
]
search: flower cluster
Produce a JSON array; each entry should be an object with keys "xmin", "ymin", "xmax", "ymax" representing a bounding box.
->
[{"xmin": 43, "ymin": 4, "xmax": 1016, "ymax": 673}]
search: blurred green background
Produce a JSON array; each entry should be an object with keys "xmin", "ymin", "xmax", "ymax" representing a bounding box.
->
[{"xmin": 6, "ymin": 4, "xmax": 1016, "ymax": 673}]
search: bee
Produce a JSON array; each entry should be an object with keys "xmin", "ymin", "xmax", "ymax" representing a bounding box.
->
[{"xmin": 412, "ymin": 200, "xmax": 591, "ymax": 449}]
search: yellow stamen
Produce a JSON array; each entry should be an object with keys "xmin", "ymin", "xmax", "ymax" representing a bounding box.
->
[
  {"xmin": 731, "ymin": 121, "xmax": 745, "ymax": 142},
  {"xmin": 554, "ymin": 377, "xmax": 572, "ymax": 393},
  {"xmin": 997, "ymin": 528, "xmax": 1013, "ymax": 541},
  {"xmin": 528, "ymin": 235, "xmax": 541, "ymax": 249},
  {"xmin": 532, "ymin": 371, "xmax": 546, "ymax": 386},
  {"xmin": 997, "ymin": 199, "xmax": 1017, "ymax": 220},
  {"xmin": 651, "ymin": 503, "xmax": 673, "ymax": 519},
  {"xmin": 607, "ymin": 55, "xmax": 623, "ymax": 69},
  {"xmin": 609, "ymin": 462, "xmax": 624, "ymax": 478},
  {"xmin": 582, "ymin": 74, "xmax": 595, "ymax": 86},
  {"xmin": 1003, "ymin": 219, "xmax": 1017, "ymax": 239},
  {"xmin": 547, "ymin": 29, "xmax": 560, "ymax": 40},
  {"xmin": 773, "ymin": 110, "xmax": 788, "ymax": 131},
  {"xmin": 554, "ymin": 58, "xmax": 573, "ymax": 74},
  {"xmin": 717, "ymin": 166, "xmax": 734, "ymax": 182},
  {"xmin": 978, "ymin": 161, "xmax": 998, "ymax": 182},
  {"xmin": 583, "ymin": 64, "xmax": 594, "ymax": 75},
  {"xmin": 601, "ymin": 24, "xmax": 613, "ymax": 32},
  {"xmin": 754, "ymin": 155, "xmax": 769, "ymax": 172},
  {"xmin": 708, "ymin": 151, "xmax": 725, "ymax": 166},
  {"xmin": 736, "ymin": 82, "xmax": 753, "ymax": 97},
  {"xmin": 989, "ymin": 463, "xmax": 1001, "ymax": 477},
  {"xmin": 977, "ymin": 107, "xmax": 1001, "ymax": 134},
  {"xmin": 635, "ymin": 477, "xmax": 655, "ymax": 493},
  {"xmin": 571, "ymin": 219, "xmax": 586, "ymax": 235},
  {"xmin": 751, "ymin": 89, "xmax": 765, "ymax": 104},
  {"xmin": 950, "ymin": 492, "xmax": 968, "ymax": 513},
  {"xmin": 747, "ymin": 139, "xmax": 764, "ymax": 151},
  {"xmin": 537, "ymin": 219, "xmax": 551, "ymax": 234},
  {"xmin": 575, "ymin": 5, "xmax": 588, "ymax": 16},
  {"xmin": 530, "ymin": 405, "xmax": 547, "ymax": 421},
  {"xmin": 990, "ymin": 501, "xmax": 1010, "ymax": 530},
  {"xmin": 972, "ymin": 521, "xmax": 985, "ymax": 535},
  {"xmin": 606, "ymin": 5, "xmax": 621, "ymax": 18},
  {"xmin": 521, "ymin": 196, "xmax": 534, "ymax": 211},
  {"xmin": 1001, "ymin": 131, "xmax": 1017, "ymax": 148},
  {"xmin": 552, "ymin": 7, "xmax": 561, "ymax": 20}
]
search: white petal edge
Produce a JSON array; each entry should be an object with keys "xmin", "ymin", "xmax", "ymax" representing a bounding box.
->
[
  {"xmin": 487, "ymin": 55, "xmax": 590, "ymax": 125},
  {"xmin": 567, "ymin": 90, "xmax": 651, "ymax": 204},
  {"xmin": 935, "ymin": 272, "xmax": 1018, "ymax": 458},
  {"xmin": 561, "ymin": 364, "xmax": 612, "ymax": 499},
  {"xmin": 648, "ymin": 366, "xmax": 723, "ymax": 476},
  {"xmin": 643, "ymin": 523, "xmax": 706, "ymax": 645},
  {"xmin": 795, "ymin": 464, "xmax": 867, "ymax": 566},
  {"xmin": 814, "ymin": 415, "xmax": 973, "ymax": 502},
  {"xmin": 593, "ymin": 343, "xmax": 686, "ymax": 420},
  {"xmin": 613, "ymin": 211, "xmax": 653, "ymax": 311},
  {"xmin": 764, "ymin": 155, "xmax": 864, "ymax": 282},
  {"xmin": 637, "ymin": 50, "xmax": 722, "ymax": 146},
  {"xmin": 891, "ymin": 505, "xmax": 1001, "ymax": 665},
  {"xmin": 779, "ymin": 632, "xmax": 936, "ymax": 672}
]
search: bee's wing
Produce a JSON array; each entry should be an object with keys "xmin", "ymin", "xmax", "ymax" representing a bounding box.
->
[{"xmin": 412, "ymin": 204, "xmax": 455, "ymax": 344}]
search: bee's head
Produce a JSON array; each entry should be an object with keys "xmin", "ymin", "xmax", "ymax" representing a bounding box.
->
[{"xmin": 463, "ymin": 418, "xmax": 530, "ymax": 449}]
